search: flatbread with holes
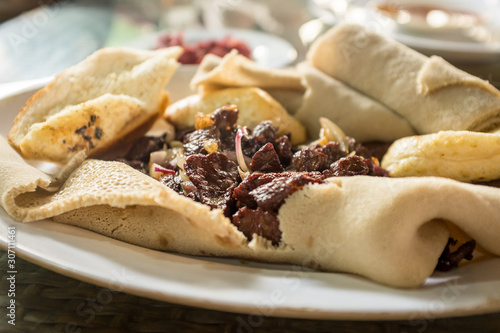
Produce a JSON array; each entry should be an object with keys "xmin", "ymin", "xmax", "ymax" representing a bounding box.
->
[
  {"xmin": 1, "ymin": 134, "xmax": 500, "ymax": 288},
  {"xmin": 307, "ymin": 23, "xmax": 500, "ymax": 134},
  {"xmin": 8, "ymin": 47, "xmax": 182, "ymax": 163}
]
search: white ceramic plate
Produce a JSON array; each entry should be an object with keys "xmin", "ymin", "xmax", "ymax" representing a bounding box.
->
[
  {"xmin": 341, "ymin": 0, "xmax": 500, "ymax": 62},
  {"xmin": 126, "ymin": 28, "xmax": 298, "ymax": 68},
  {"xmin": 1, "ymin": 79, "xmax": 500, "ymax": 320}
]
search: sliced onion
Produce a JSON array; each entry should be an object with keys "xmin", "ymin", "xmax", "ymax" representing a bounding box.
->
[
  {"xmin": 150, "ymin": 150, "xmax": 168, "ymax": 165},
  {"xmin": 318, "ymin": 117, "xmax": 349, "ymax": 153},
  {"xmin": 174, "ymin": 150, "xmax": 190, "ymax": 182},
  {"xmin": 238, "ymin": 166, "xmax": 250, "ymax": 180},
  {"xmin": 176, "ymin": 151, "xmax": 186, "ymax": 171},
  {"xmin": 154, "ymin": 166, "xmax": 175, "ymax": 174},
  {"xmin": 150, "ymin": 163, "xmax": 175, "ymax": 180},
  {"xmin": 235, "ymin": 127, "xmax": 250, "ymax": 172},
  {"xmin": 169, "ymin": 140, "xmax": 184, "ymax": 149}
]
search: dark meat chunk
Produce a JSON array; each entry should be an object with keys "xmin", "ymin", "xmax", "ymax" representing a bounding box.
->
[
  {"xmin": 347, "ymin": 137, "xmax": 372, "ymax": 159},
  {"xmin": 184, "ymin": 152, "xmax": 239, "ymax": 216},
  {"xmin": 369, "ymin": 161, "xmax": 390, "ymax": 177},
  {"xmin": 253, "ymin": 121, "xmax": 277, "ymax": 143},
  {"xmin": 160, "ymin": 174, "xmax": 182, "ymax": 192},
  {"xmin": 436, "ymin": 238, "xmax": 476, "ymax": 272},
  {"xmin": 241, "ymin": 135, "xmax": 260, "ymax": 157},
  {"xmin": 292, "ymin": 148, "xmax": 329, "ymax": 172},
  {"xmin": 240, "ymin": 121, "xmax": 279, "ymax": 157},
  {"xmin": 232, "ymin": 207, "xmax": 282, "ymax": 245},
  {"xmin": 126, "ymin": 135, "xmax": 166, "ymax": 162},
  {"xmin": 250, "ymin": 173, "xmax": 324, "ymax": 211},
  {"xmin": 159, "ymin": 173, "xmax": 200, "ymax": 201},
  {"xmin": 183, "ymin": 127, "xmax": 220, "ymax": 156},
  {"xmin": 325, "ymin": 155, "xmax": 370, "ymax": 177},
  {"xmin": 116, "ymin": 159, "xmax": 147, "ymax": 174},
  {"xmin": 234, "ymin": 172, "xmax": 324, "ymax": 208},
  {"xmin": 211, "ymin": 105, "xmax": 239, "ymax": 130},
  {"xmin": 219, "ymin": 126, "xmax": 237, "ymax": 152},
  {"xmin": 273, "ymin": 135, "xmax": 293, "ymax": 167},
  {"xmin": 175, "ymin": 128, "xmax": 194, "ymax": 142},
  {"xmin": 181, "ymin": 180, "xmax": 198, "ymax": 196},
  {"xmin": 475, "ymin": 179, "xmax": 500, "ymax": 188},
  {"xmin": 250, "ymin": 143, "xmax": 284, "ymax": 173},
  {"xmin": 234, "ymin": 173, "xmax": 287, "ymax": 208},
  {"xmin": 362, "ymin": 141, "xmax": 393, "ymax": 161},
  {"xmin": 316, "ymin": 142, "xmax": 347, "ymax": 165}
]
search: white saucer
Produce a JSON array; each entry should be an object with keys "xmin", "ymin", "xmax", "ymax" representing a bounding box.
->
[{"xmin": 343, "ymin": 0, "xmax": 500, "ymax": 62}]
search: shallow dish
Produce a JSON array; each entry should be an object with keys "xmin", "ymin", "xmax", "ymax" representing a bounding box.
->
[
  {"xmin": 315, "ymin": 0, "xmax": 500, "ymax": 62},
  {"xmin": 1, "ymin": 80, "xmax": 500, "ymax": 320},
  {"xmin": 126, "ymin": 27, "xmax": 298, "ymax": 68}
]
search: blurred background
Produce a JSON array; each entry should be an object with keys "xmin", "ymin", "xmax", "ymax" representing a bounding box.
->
[
  {"xmin": 0, "ymin": 0, "xmax": 499, "ymax": 88},
  {"xmin": 0, "ymin": 0, "xmax": 313, "ymax": 83}
]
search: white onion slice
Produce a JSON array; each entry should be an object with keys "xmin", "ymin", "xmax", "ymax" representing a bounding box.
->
[
  {"xmin": 149, "ymin": 150, "xmax": 168, "ymax": 165},
  {"xmin": 318, "ymin": 117, "xmax": 349, "ymax": 152},
  {"xmin": 150, "ymin": 163, "xmax": 175, "ymax": 180},
  {"xmin": 235, "ymin": 127, "xmax": 250, "ymax": 172}
]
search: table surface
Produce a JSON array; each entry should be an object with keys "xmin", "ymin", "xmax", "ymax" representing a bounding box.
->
[
  {"xmin": 1, "ymin": 250, "xmax": 499, "ymax": 333},
  {"xmin": 1, "ymin": 1, "xmax": 500, "ymax": 332}
]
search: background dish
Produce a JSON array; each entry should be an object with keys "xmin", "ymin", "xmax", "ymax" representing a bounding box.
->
[
  {"xmin": 1, "ymin": 81, "xmax": 500, "ymax": 320},
  {"xmin": 310, "ymin": 0, "xmax": 500, "ymax": 62},
  {"xmin": 126, "ymin": 28, "xmax": 298, "ymax": 68}
]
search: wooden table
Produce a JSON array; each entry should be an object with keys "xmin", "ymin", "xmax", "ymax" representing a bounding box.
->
[{"xmin": 0, "ymin": 250, "xmax": 499, "ymax": 333}]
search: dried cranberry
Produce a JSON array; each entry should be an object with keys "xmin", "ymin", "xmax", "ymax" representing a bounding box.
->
[
  {"xmin": 232, "ymin": 207, "xmax": 282, "ymax": 245},
  {"xmin": 250, "ymin": 143, "xmax": 284, "ymax": 173}
]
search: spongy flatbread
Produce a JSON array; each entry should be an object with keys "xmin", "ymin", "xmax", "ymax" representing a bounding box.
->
[
  {"xmin": 381, "ymin": 131, "xmax": 500, "ymax": 182},
  {"xmin": 8, "ymin": 47, "xmax": 182, "ymax": 163},
  {"xmin": 294, "ymin": 64, "xmax": 416, "ymax": 141},
  {"xmin": 191, "ymin": 50, "xmax": 304, "ymax": 92},
  {"xmin": 2, "ymin": 135, "xmax": 500, "ymax": 288},
  {"xmin": 164, "ymin": 87, "xmax": 307, "ymax": 144},
  {"xmin": 189, "ymin": 52, "xmax": 417, "ymax": 142},
  {"xmin": 190, "ymin": 52, "xmax": 306, "ymax": 116},
  {"xmin": 307, "ymin": 24, "xmax": 500, "ymax": 134}
]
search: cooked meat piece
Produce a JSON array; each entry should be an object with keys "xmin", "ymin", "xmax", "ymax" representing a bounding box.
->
[{"xmin": 250, "ymin": 142, "xmax": 284, "ymax": 173}]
